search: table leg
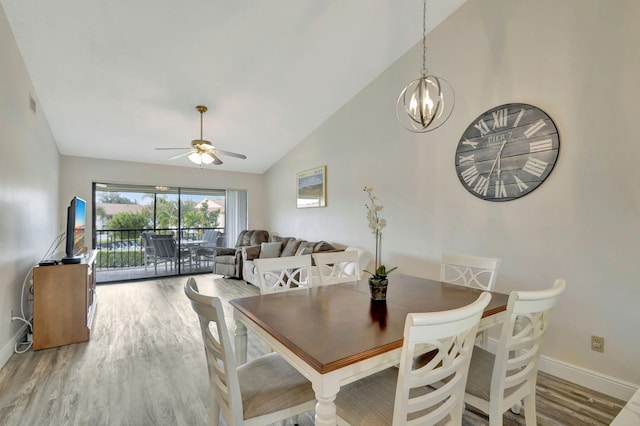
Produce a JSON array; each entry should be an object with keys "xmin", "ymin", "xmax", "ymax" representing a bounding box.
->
[
  {"xmin": 313, "ymin": 380, "xmax": 340, "ymax": 426},
  {"xmin": 234, "ymin": 317, "xmax": 248, "ymax": 365}
]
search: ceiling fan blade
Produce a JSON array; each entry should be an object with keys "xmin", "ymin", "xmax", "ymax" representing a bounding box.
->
[
  {"xmin": 214, "ymin": 148, "xmax": 247, "ymax": 159},
  {"xmin": 211, "ymin": 153, "xmax": 224, "ymax": 165},
  {"xmin": 169, "ymin": 151, "xmax": 192, "ymax": 160}
]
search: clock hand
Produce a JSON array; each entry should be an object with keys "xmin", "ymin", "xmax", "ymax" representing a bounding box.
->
[{"xmin": 488, "ymin": 139, "xmax": 508, "ymax": 179}]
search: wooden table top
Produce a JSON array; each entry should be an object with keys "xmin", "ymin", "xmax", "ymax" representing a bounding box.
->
[{"xmin": 230, "ymin": 273, "xmax": 509, "ymax": 374}]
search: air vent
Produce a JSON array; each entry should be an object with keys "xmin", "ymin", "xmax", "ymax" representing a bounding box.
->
[{"xmin": 29, "ymin": 94, "xmax": 37, "ymax": 115}]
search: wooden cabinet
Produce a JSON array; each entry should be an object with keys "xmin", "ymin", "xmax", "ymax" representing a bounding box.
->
[{"xmin": 33, "ymin": 250, "xmax": 98, "ymax": 350}]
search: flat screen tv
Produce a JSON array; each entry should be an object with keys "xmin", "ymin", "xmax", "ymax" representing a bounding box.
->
[{"xmin": 61, "ymin": 197, "xmax": 86, "ymax": 264}]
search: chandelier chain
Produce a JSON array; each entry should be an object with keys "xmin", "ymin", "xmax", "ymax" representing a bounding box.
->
[{"xmin": 421, "ymin": 0, "xmax": 427, "ymax": 76}]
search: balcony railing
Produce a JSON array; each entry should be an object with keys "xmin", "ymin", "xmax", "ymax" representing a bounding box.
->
[{"xmin": 95, "ymin": 227, "xmax": 224, "ymax": 271}]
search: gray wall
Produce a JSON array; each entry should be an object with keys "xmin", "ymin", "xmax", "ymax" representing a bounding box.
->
[
  {"xmin": 264, "ymin": 0, "xmax": 640, "ymax": 395},
  {"xmin": 0, "ymin": 6, "xmax": 60, "ymax": 366}
]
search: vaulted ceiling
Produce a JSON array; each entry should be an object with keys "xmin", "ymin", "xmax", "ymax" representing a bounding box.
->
[{"xmin": 2, "ymin": 0, "xmax": 465, "ymax": 173}]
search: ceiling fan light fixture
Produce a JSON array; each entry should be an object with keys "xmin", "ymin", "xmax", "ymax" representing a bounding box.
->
[
  {"xmin": 188, "ymin": 152, "xmax": 203, "ymax": 165},
  {"xmin": 201, "ymin": 152, "xmax": 215, "ymax": 165},
  {"xmin": 155, "ymin": 105, "xmax": 246, "ymax": 166}
]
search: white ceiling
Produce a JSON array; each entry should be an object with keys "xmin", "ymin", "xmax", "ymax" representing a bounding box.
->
[{"xmin": 2, "ymin": 0, "xmax": 465, "ymax": 173}]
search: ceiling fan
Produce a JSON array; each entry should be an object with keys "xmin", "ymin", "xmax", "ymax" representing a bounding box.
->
[{"xmin": 155, "ymin": 105, "xmax": 247, "ymax": 166}]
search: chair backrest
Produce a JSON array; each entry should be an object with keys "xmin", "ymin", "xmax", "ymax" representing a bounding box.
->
[
  {"xmin": 491, "ymin": 279, "xmax": 566, "ymax": 410},
  {"xmin": 344, "ymin": 246, "xmax": 373, "ymax": 276},
  {"xmin": 393, "ymin": 292, "xmax": 492, "ymax": 424},
  {"xmin": 151, "ymin": 236, "xmax": 177, "ymax": 259},
  {"xmin": 254, "ymin": 255, "xmax": 312, "ymax": 294},
  {"xmin": 140, "ymin": 231, "xmax": 156, "ymax": 251},
  {"xmin": 184, "ymin": 278, "xmax": 244, "ymax": 425},
  {"xmin": 202, "ymin": 230, "xmax": 220, "ymax": 248},
  {"xmin": 440, "ymin": 253, "xmax": 501, "ymax": 291},
  {"xmin": 312, "ymin": 250, "xmax": 362, "ymax": 285},
  {"xmin": 234, "ymin": 230, "xmax": 269, "ymax": 248}
]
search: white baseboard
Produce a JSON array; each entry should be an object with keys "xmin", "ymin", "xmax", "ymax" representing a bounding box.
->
[
  {"xmin": 487, "ymin": 338, "xmax": 638, "ymax": 402},
  {"xmin": 0, "ymin": 324, "xmax": 29, "ymax": 370},
  {"xmin": 538, "ymin": 356, "xmax": 638, "ymax": 402}
]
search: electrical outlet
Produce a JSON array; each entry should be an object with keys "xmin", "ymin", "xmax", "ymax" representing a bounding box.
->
[{"xmin": 591, "ymin": 335, "xmax": 604, "ymax": 353}]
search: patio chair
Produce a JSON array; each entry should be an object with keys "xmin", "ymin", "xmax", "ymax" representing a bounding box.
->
[
  {"xmin": 140, "ymin": 231, "xmax": 156, "ymax": 270},
  {"xmin": 151, "ymin": 235, "xmax": 191, "ymax": 273},
  {"xmin": 195, "ymin": 229, "xmax": 222, "ymax": 268}
]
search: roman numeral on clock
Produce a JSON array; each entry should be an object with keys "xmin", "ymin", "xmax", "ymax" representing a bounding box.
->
[
  {"xmin": 495, "ymin": 180, "xmax": 507, "ymax": 198},
  {"xmin": 461, "ymin": 165, "xmax": 479, "ymax": 186},
  {"xmin": 530, "ymin": 139, "xmax": 552, "ymax": 153},
  {"xmin": 462, "ymin": 138, "xmax": 478, "ymax": 149},
  {"xmin": 523, "ymin": 158, "xmax": 548, "ymax": 177},
  {"xmin": 524, "ymin": 119, "xmax": 546, "ymax": 138},
  {"xmin": 515, "ymin": 175, "xmax": 529, "ymax": 192},
  {"xmin": 473, "ymin": 176, "xmax": 489, "ymax": 196},
  {"xmin": 513, "ymin": 108, "xmax": 525, "ymax": 128},
  {"xmin": 458, "ymin": 154, "xmax": 474, "ymax": 165},
  {"xmin": 492, "ymin": 108, "xmax": 508, "ymax": 129},
  {"xmin": 474, "ymin": 119, "xmax": 490, "ymax": 136}
]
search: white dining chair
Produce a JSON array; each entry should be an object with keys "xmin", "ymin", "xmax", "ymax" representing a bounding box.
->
[
  {"xmin": 464, "ymin": 279, "xmax": 566, "ymax": 426},
  {"xmin": 440, "ymin": 253, "xmax": 501, "ymax": 348},
  {"xmin": 334, "ymin": 292, "xmax": 492, "ymax": 425},
  {"xmin": 312, "ymin": 250, "xmax": 361, "ymax": 285},
  {"xmin": 184, "ymin": 278, "xmax": 316, "ymax": 426},
  {"xmin": 254, "ymin": 254, "xmax": 312, "ymax": 294},
  {"xmin": 440, "ymin": 253, "xmax": 501, "ymax": 291}
]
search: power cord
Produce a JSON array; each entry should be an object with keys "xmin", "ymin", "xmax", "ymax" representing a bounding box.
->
[
  {"xmin": 40, "ymin": 231, "xmax": 65, "ymax": 262},
  {"xmin": 12, "ymin": 266, "xmax": 34, "ymax": 353}
]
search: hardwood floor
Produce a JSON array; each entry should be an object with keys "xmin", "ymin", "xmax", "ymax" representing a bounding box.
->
[{"xmin": 0, "ymin": 276, "xmax": 624, "ymax": 425}]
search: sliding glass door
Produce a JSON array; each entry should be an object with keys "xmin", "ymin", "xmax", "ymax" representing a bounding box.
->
[{"xmin": 93, "ymin": 183, "xmax": 246, "ymax": 283}]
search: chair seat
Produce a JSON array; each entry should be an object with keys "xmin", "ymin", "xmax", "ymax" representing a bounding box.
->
[
  {"xmin": 335, "ymin": 367, "xmax": 444, "ymax": 425},
  {"xmin": 465, "ymin": 347, "xmax": 517, "ymax": 402},
  {"xmin": 238, "ymin": 353, "xmax": 316, "ymax": 420}
]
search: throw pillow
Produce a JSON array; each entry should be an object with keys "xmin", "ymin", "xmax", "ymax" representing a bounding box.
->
[
  {"xmin": 259, "ymin": 242, "xmax": 282, "ymax": 258},
  {"xmin": 281, "ymin": 239, "xmax": 304, "ymax": 257},
  {"xmin": 313, "ymin": 241, "xmax": 336, "ymax": 252},
  {"xmin": 295, "ymin": 241, "xmax": 315, "ymax": 256}
]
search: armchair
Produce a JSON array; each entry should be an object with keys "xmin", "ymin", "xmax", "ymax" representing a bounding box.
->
[{"xmin": 213, "ymin": 230, "xmax": 269, "ymax": 279}]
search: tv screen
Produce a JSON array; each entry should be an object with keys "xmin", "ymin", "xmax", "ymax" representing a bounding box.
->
[{"xmin": 63, "ymin": 197, "xmax": 86, "ymax": 263}]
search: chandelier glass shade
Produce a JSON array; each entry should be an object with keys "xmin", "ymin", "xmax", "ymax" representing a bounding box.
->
[{"xmin": 396, "ymin": 0, "xmax": 454, "ymax": 133}]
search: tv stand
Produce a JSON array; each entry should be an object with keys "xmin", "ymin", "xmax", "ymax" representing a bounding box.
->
[
  {"xmin": 33, "ymin": 250, "xmax": 98, "ymax": 350},
  {"xmin": 61, "ymin": 254, "xmax": 83, "ymax": 264}
]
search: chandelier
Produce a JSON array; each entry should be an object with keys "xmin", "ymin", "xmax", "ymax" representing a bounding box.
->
[{"xmin": 396, "ymin": 0, "xmax": 454, "ymax": 133}]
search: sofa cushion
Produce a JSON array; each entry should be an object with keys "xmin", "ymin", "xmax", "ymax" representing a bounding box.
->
[
  {"xmin": 259, "ymin": 242, "xmax": 282, "ymax": 258},
  {"xmin": 281, "ymin": 239, "xmax": 304, "ymax": 257},
  {"xmin": 313, "ymin": 241, "xmax": 336, "ymax": 253},
  {"xmin": 236, "ymin": 230, "xmax": 270, "ymax": 247},
  {"xmin": 243, "ymin": 245, "xmax": 262, "ymax": 261},
  {"xmin": 295, "ymin": 241, "xmax": 316, "ymax": 256}
]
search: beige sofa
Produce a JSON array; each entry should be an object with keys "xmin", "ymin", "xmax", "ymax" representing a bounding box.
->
[
  {"xmin": 241, "ymin": 236, "xmax": 337, "ymax": 287},
  {"xmin": 212, "ymin": 230, "xmax": 270, "ymax": 279}
]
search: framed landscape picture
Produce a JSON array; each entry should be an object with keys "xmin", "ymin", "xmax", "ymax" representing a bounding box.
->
[{"xmin": 296, "ymin": 166, "xmax": 326, "ymax": 208}]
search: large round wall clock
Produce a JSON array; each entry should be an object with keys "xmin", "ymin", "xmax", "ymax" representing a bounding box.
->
[{"xmin": 455, "ymin": 103, "xmax": 560, "ymax": 202}]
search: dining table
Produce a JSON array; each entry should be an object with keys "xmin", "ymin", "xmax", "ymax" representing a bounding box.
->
[{"xmin": 230, "ymin": 273, "xmax": 510, "ymax": 425}]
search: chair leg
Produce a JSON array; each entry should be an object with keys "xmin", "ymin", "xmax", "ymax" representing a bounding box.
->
[
  {"xmin": 523, "ymin": 394, "xmax": 537, "ymax": 426},
  {"xmin": 208, "ymin": 398, "xmax": 220, "ymax": 426}
]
